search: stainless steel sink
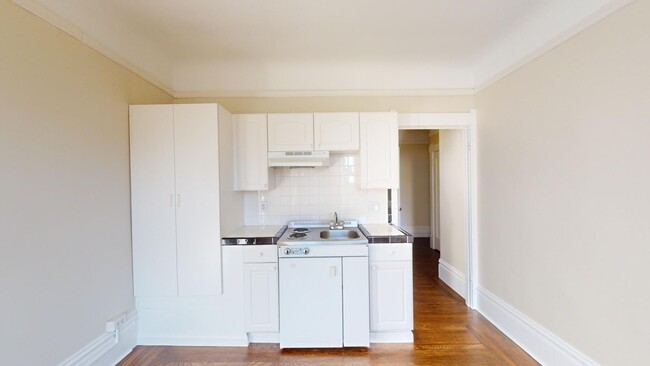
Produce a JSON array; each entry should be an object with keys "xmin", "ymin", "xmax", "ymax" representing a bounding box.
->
[{"xmin": 320, "ymin": 229, "xmax": 361, "ymax": 240}]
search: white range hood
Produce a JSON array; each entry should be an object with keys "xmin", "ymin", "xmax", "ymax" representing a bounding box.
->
[{"xmin": 268, "ymin": 151, "xmax": 330, "ymax": 168}]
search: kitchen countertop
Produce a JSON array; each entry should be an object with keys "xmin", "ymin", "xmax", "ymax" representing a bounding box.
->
[
  {"xmin": 359, "ymin": 224, "xmax": 413, "ymax": 244},
  {"xmin": 221, "ymin": 225, "xmax": 287, "ymax": 245}
]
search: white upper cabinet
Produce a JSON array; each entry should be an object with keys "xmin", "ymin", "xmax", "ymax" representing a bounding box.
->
[
  {"xmin": 234, "ymin": 114, "xmax": 272, "ymax": 191},
  {"xmin": 268, "ymin": 113, "xmax": 314, "ymax": 151},
  {"xmin": 130, "ymin": 104, "xmax": 222, "ymax": 297},
  {"xmin": 314, "ymin": 113, "xmax": 360, "ymax": 151},
  {"xmin": 359, "ymin": 112, "xmax": 400, "ymax": 189}
]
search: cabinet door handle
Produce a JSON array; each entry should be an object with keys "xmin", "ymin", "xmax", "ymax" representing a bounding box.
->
[
  {"xmin": 272, "ymin": 266, "xmax": 277, "ymax": 271},
  {"xmin": 330, "ymin": 266, "xmax": 337, "ymax": 278},
  {"xmin": 176, "ymin": 194, "xmax": 181, "ymax": 207}
]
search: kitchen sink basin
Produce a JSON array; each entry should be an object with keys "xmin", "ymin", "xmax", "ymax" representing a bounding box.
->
[{"xmin": 320, "ymin": 230, "xmax": 361, "ymax": 240}]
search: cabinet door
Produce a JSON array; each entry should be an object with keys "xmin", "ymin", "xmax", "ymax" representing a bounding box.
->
[
  {"xmin": 244, "ymin": 263, "xmax": 279, "ymax": 332},
  {"xmin": 314, "ymin": 113, "xmax": 360, "ymax": 151},
  {"xmin": 173, "ymin": 104, "xmax": 222, "ymax": 296},
  {"xmin": 129, "ymin": 105, "xmax": 178, "ymax": 297},
  {"xmin": 268, "ymin": 113, "xmax": 314, "ymax": 151},
  {"xmin": 343, "ymin": 256, "xmax": 370, "ymax": 347},
  {"xmin": 234, "ymin": 114, "xmax": 271, "ymax": 190},
  {"xmin": 370, "ymin": 261, "xmax": 413, "ymax": 331},
  {"xmin": 360, "ymin": 112, "xmax": 399, "ymax": 189},
  {"xmin": 280, "ymin": 258, "xmax": 343, "ymax": 348}
]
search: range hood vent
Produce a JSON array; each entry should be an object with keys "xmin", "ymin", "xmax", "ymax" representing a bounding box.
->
[{"xmin": 268, "ymin": 151, "xmax": 330, "ymax": 167}]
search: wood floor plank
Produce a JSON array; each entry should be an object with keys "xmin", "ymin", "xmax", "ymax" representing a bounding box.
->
[{"xmin": 117, "ymin": 239, "xmax": 539, "ymax": 366}]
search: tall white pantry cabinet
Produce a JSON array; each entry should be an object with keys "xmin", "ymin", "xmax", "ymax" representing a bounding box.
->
[{"xmin": 129, "ymin": 104, "xmax": 222, "ymax": 297}]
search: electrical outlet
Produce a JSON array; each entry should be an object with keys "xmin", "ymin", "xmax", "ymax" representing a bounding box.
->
[
  {"xmin": 368, "ymin": 201, "xmax": 380, "ymax": 212},
  {"xmin": 259, "ymin": 201, "xmax": 267, "ymax": 213}
]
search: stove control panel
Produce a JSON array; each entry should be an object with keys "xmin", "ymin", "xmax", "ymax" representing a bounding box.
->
[{"xmin": 282, "ymin": 247, "xmax": 310, "ymax": 255}]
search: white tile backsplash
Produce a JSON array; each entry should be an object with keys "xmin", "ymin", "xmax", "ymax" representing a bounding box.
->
[{"xmin": 244, "ymin": 154, "xmax": 388, "ymax": 225}]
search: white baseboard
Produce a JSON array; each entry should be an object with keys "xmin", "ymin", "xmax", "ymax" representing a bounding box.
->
[
  {"xmin": 369, "ymin": 331, "xmax": 414, "ymax": 343},
  {"xmin": 438, "ymin": 259, "xmax": 467, "ymax": 299},
  {"xmin": 432, "ymin": 237, "xmax": 440, "ymax": 251},
  {"xmin": 138, "ymin": 336, "xmax": 249, "ymax": 347},
  {"xmin": 247, "ymin": 332, "xmax": 279, "ymax": 343},
  {"xmin": 477, "ymin": 287, "xmax": 597, "ymax": 366},
  {"xmin": 58, "ymin": 311, "xmax": 137, "ymax": 366}
]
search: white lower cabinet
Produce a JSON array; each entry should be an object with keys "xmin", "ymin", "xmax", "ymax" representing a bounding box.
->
[
  {"xmin": 369, "ymin": 244, "xmax": 413, "ymax": 341},
  {"xmin": 279, "ymin": 255, "xmax": 369, "ymax": 348},
  {"xmin": 280, "ymin": 257, "xmax": 343, "ymax": 348},
  {"xmin": 243, "ymin": 246, "xmax": 279, "ymax": 334},
  {"xmin": 243, "ymin": 263, "xmax": 279, "ymax": 332},
  {"xmin": 342, "ymin": 256, "xmax": 370, "ymax": 346}
]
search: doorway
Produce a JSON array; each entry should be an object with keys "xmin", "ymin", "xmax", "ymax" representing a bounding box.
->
[{"xmin": 397, "ymin": 111, "xmax": 477, "ymax": 308}]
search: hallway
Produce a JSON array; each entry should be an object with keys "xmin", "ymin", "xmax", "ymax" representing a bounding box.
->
[{"xmin": 118, "ymin": 240, "xmax": 538, "ymax": 365}]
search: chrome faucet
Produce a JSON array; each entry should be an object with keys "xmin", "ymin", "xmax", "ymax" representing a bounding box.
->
[{"xmin": 330, "ymin": 211, "xmax": 345, "ymax": 230}]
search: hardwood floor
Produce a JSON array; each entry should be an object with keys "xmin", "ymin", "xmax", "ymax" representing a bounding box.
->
[{"xmin": 118, "ymin": 239, "xmax": 538, "ymax": 365}]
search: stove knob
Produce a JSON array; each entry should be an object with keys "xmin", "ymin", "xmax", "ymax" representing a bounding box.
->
[
  {"xmin": 302, "ymin": 248, "xmax": 310, "ymax": 255},
  {"xmin": 283, "ymin": 248, "xmax": 291, "ymax": 255}
]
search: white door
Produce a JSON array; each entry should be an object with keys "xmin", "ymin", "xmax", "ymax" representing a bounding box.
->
[
  {"xmin": 173, "ymin": 104, "xmax": 222, "ymax": 296},
  {"xmin": 129, "ymin": 105, "xmax": 178, "ymax": 297},
  {"xmin": 244, "ymin": 263, "xmax": 279, "ymax": 332},
  {"xmin": 279, "ymin": 257, "xmax": 343, "ymax": 348},
  {"xmin": 234, "ymin": 114, "xmax": 270, "ymax": 191},
  {"xmin": 370, "ymin": 261, "xmax": 414, "ymax": 331},
  {"xmin": 268, "ymin": 113, "xmax": 314, "ymax": 151},
  {"xmin": 314, "ymin": 112, "xmax": 360, "ymax": 151}
]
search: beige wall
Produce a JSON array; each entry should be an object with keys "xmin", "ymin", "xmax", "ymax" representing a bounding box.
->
[
  {"xmin": 176, "ymin": 95, "xmax": 475, "ymax": 113},
  {"xmin": 439, "ymin": 130, "xmax": 467, "ymax": 275},
  {"xmin": 399, "ymin": 143, "xmax": 431, "ymax": 234},
  {"xmin": 0, "ymin": 1, "xmax": 172, "ymax": 365},
  {"xmin": 476, "ymin": 1, "xmax": 650, "ymax": 364},
  {"xmin": 217, "ymin": 106, "xmax": 245, "ymax": 237}
]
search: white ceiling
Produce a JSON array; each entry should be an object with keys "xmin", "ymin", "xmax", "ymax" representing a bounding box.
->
[{"xmin": 15, "ymin": 0, "xmax": 632, "ymax": 96}]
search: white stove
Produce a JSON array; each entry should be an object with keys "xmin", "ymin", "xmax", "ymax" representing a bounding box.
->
[
  {"xmin": 277, "ymin": 220, "xmax": 370, "ymax": 349},
  {"xmin": 277, "ymin": 221, "xmax": 369, "ymax": 248}
]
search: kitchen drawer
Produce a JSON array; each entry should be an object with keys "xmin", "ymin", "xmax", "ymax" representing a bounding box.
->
[
  {"xmin": 369, "ymin": 244, "xmax": 412, "ymax": 262},
  {"xmin": 243, "ymin": 245, "xmax": 278, "ymax": 263}
]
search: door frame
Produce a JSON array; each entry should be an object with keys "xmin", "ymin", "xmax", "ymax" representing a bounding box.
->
[
  {"xmin": 429, "ymin": 143, "xmax": 440, "ymax": 251},
  {"xmin": 398, "ymin": 110, "xmax": 478, "ymax": 309}
]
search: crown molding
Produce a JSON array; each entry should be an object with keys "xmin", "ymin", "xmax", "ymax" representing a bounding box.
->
[
  {"xmin": 13, "ymin": 0, "xmax": 635, "ymax": 99},
  {"xmin": 12, "ymin": 0, "xmax": 175, "ymax": 97},
  {"xmin": 474, "ymin": 0, "xmax": 635, "ymax": 93},
  {"xmin": 173, "ymin": 88, "xmax": 475, "ymax": 99}
]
